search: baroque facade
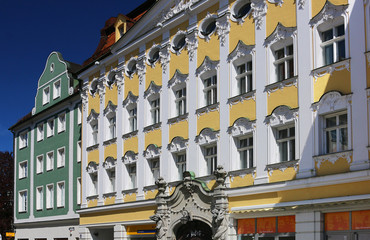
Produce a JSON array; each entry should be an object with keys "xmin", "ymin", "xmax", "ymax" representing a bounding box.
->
[{"xmin": 11, "ymin": 0, "xmax": 370, "ymax": 239}]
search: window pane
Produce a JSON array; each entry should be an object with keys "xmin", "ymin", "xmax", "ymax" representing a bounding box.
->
[
  {"xmin": 287, "ymin": 58, "xmax": 294, "ymax": 79},
  {"xmin": 337, "ymin": 40, "xmax": 345, "ymax": 61},
  {"xmin": 339, "ymin": 127, "xmax": 348, "ymax": 151},
  {"xmin": 324, "ymin": 44, "xmax": 334, "ymax": 65},
  {"xmin": 247, "ymin": 75, "xmax": 252, "ymax": 92},
  {"xmin": 279, "ymin": 141, "xmax": 288, "ymax": 161},
  {"xmin": 278, "ymin": 129, "xmax": 288, "ymax": 139},
  {"xmin": 326, "ymin": 116, "xmax": 337, "ymax": 128},
  {"xmin": 336, "ymin": 24, "xmax": 344, "ymax": 36},
  {"xmin": 277, "ymin": 62, "xmax": 285, "ymax": 81},
  {"xmin": 246, "ymin": 61, "xmax": 252, "ymax": 71},
  {"xmin": 289, "ymin": 139, "xmax": 295, "ymax": 161},
  {"xmin": 275, "ymin": 48, "xmax": 284, "ymax": 59},
  {"xmin": 339, "ymin": 114, "xmax": 347, "ymax": 125},
  {"xmin": 326, "ymin": 129, "xmax": 337, "ymax": 153},
  {"xmin": 237, "ymin": 64, "xmax": 245, "ymax": 74},
  {"xmin": 212, "ymin": 87, "xmax": 217, "ymax": 104},
  {"xmin": 322, "ymin": 29, "xmax": 333, "ymax": 41},
  {"xmin": 249, "ymin": 149, "xmax": 253, "ymax": 167},
  {"xmin": 239, "ymin": 77, "xmax": 246, "ymax": 94}
]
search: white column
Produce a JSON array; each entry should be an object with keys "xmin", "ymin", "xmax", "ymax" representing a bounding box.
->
[
  {"xmin": 348, "ymin": 0, "xmax": 370, "ymax": 171},
  {"xmin": 217, "ymin": 3, "xmax": 230, "ymax": 170},
  {"xmin": 296, "ymin": 211, "xmax": 323, "ymax": 240},
  {"xmin": 161, "ymin": 32, "xmax": 170, "ymax": 182},
  {"xmin": 114, "ymin": 224, "xmax": 126, "ymax": 240},
  {"xmin": 98, "ymin": 66, "xmax": 106, "ymax": 206},
  {"xmin": 254, "ymin": 7, "xmax": 269, "ymax": 185},
  {"xmin": 137, "ymin": 45, "xmax": 147, "ymax": 200},
  {"xmin": 81, "ymin": 82, "xmax": 89, "ymax": 208},
  {"xmin": 116, "ymin": 56, "xmax": 125, "ymax": 203},
  {"xmin": 296, "ymin": 0, "xmax": 316, "ymax": 178},
  {"xmin": 30, "ymin": 126, "xmax": 35, "ymax": 219},
  {"xmin": 68, "ymin": 104, "xmax": 75, "ymax": 214},
  {"xmin": 187, "ymin": 14, "xmax": 198, "ymax": 175}
]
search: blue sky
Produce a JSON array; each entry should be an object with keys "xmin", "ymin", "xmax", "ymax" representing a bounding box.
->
[{"xmin": 0, "ymin": 0, "xmax": 147, "ymax": 152}]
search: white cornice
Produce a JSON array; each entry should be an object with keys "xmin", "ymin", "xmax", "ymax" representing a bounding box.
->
[{"xmin": 77, "ymin": 199, "xmax": 156, "ymax": 214}]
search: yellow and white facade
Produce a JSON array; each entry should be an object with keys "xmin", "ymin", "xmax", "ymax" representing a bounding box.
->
[{"xmin": 78, "ymin": 0, "xmax": 370, "ymax": 239}]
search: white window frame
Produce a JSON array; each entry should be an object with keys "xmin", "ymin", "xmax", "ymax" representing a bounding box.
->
[
  {"xmin": 37, "ymin": 123, "xmax": 44, "ymax": 142},
  {"xmin": 104, "ymin": 102, "xmax": 117, "ymax": 141},
  {"xmin": 196, "ymin": 57, "xmax": 219, "ymax": 109},
  {"xmin": 266, "ymin": 106, "xmax": 299, "ymax": 164},
  {"xmin": 195, "ymin": 128, "xmax": 219, "ymax": 177},
  {"xmin": 203, "ymin": 75, "xmax": 217, "ymax": 106},
  {"xmin": 43, "ymin": 86, "xmax": 50, "ymax": 105},
  {"xmin": 18, "ymin": 190, "xmax": 27, "ymax": 213},
  {"xmin": 273, "ymin": 44, "xmax": 294, "ymax": 82},
  {"xmin": 127, "ymin": 163, "xmax": 137, "ymax": 189},
  {"xmin": 275, "ymin": 125, "xmax": 296, "ymax": 162},
  {"xmin": 77, "ymin": 104, "xmax": 82, "ymax": 125},
  {"xmin": 128, "ymin": 106, "xmax": 138, "ymax": 132},
  {"xmin": 204, "ymin": 145, "xmax": 217, "ymax": 176},
  {"xmin": 319, "ymin": 23, "xmax": 346, "ymax": 66},
  {"xmin": 87, "ymin": 110, "xmax": 99, "ymax": 147},
  {"xmin": 150, "ymin": 97, "xmax": 160, "ymax": 125},
  {"xmin": 175, "ymin": 152, "xmax": 186, "ymax": 180},
  {"xmin": 53, "ymin": 79, "xmax": 61, "ymax": 99},
  {"xmin": 143, "ymin": 145, "xmax": 161, "ymax": 186},
  {"xmin": 310, "ymin": 3, "xmax": 348, "ymax": 68},
  {"xmin": 237, "ymin": 135, "xmax": 254, "ymax": 169},
  {"xmin": 46, "ymin": 184, "xmax": 54, "ymax": 209},
  {"xmin": 19, "ymin": 131, "xmax": 28, "ymax": 149},
  {"xmin": 46, "ymin": 151, "xmax": 54, "ymax": 171},
  {"xmin": 168, "ymin": 137, "xmax": 188, "ymax": 181},
  {"xmin": 19, "ymin": 160, "xmax": 28, "ymax": 179},
  {"xmin": 36, "ymin": 186, "xmax": 43, "ymax": 210},
  {"xmin": 233, "ymin": 57, "xmax": 253, "ymax": 96},
  {"xmin": 323, "ymin": 111, "xmax": 348, "ymax": 154},
  {"xmin": 123, "ymin": 151, "xmax": 138, "ymax": 189},
  {"xmin": 149, "ymin": 157, "xmax": 160, "ymax": 185},
  {"xmin": 77, "ymin": 177, "xmax": 81, "ymax": 205},
  {"xmin": 57, "ymin": 112, "xmax": 66, "ymax": 133},
  {"xmin": 77, "ymin": 141, "xmax": 81, "ymax": 163},
  {"xmin": 87, "ymin": 162, "xmax": 99, "ymax": 197},
  {"xmin": 123, "ymin": 92, "xmax": 138, "ymax": 134},
  {"xmin": 103, "ymin": 157, "xmax": 117, "ymax": 194},
  {"xmin": 47, "ymin": 118, "xmax": 54, "ymax": 137},
  {"xmin": 57, "ymin": 181, "xmax": 65, "ymax": 208},
  {"xmin": 36, "ymin": 154, "xmax": 44, "ymax": 174},
  {"xmin": 57, "ymin": 147, "xmax": 65, "ymax": 168},
  {"xmin": 168, "ymin": 71, "xmax": 188, "ymax": 118}
]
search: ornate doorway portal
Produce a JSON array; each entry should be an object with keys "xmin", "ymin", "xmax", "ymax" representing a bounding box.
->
[{"xmin": 176, "ymin": 220, "xmax": 212, "ymax": 240}]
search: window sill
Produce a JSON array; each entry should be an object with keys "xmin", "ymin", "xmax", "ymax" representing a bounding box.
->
[
  {"xmin": 57, "ymin": 165, "xmax": 64, "ymax": 169},
  {"xmin": 87, "ymin": 144, "xmax": 99, "ymax": 152},
  {"xmin": 228, "ymin": 90, "xmax": 256, "ymax": 105},
  {"xmin": 313, "ymin": 150, "xmax": 353, "ymax": 168},
  {"xmin": 46, "ymin": 168, "xmax": 53, "ymax": 172},
  {"xmin": 36, "ymin": 172, "xmax": 43, "ymax": 175},
  {"xmin": 36, "ymin": 209, "xmax": 42, "ymax": 212},
  {"xmin": 86, "ymin": 195, "xmax": 99, "ymax": 200},
  {"xmin": 143, "ymin": 184, "xmax": 158, "ymax": 192},
  {"xmin": 143, "ymin": 122, "xmax": 161, "ymax": 132},
  {"xmin": 46, "ymin": 207, "xmax": 54, "ymax": 210},
  {"xmin": 19, "ymin": 176, "xmax": 27, "ymax": 180},
  {"xmin": 103, "ymin": 138, "xmax": 117, "ymax": 146},
  {"xmin": 228, "ymin": 167, "xmax": 256, "ymax": 178},
  {"xmin": 266, "ymin": 159, "xmax": 299, "ymax": 174},
  {"xmin": 18, "ymin": 211, "xmax": 27, "ymax": 214},
  {"xmin": 122, "ymin": 188, "xmax": 138, "ymax": 195},
  {"xmin": 58, "ymin": 130, "xmax": 66, "ymax": 134},
  {"xmin": 122, "ymin": 130, "xmax": 138, "ymax": 139},
  {"xmin": 37, "ymin": 139, "xmax": 43, "ymax": 142},
  {"xmin": 312, "ymin": 58, "xmax": 350, "ymax": 79},
  {"xmin": 103, "ymin": 192, "xmax": 117, "ymax": 198},
  {"xmin": 265, "ymin": 76, "xmax": 297, "ymax": 95},
  {"xmin": 196, "ymin": 102, "xmax": 219, "ymax": 116},
  {"xmin": 47, "ymin": 135, "xmax": 54, "ymax": 139},
  {"xmin": 57, "ymin": 205, "xmax": 65, "ymax": 209},
  {"xmin": 168, "ymin": 113, "xmax": 188, "ymax": 125},
  {"xmin": 19, "ymin": 146, "xmax": 27, "ymax": 150}
]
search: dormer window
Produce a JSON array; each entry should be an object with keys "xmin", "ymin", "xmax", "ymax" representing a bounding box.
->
[
  {"xmin": 232, "ymin": 0, "xmax": 251, "ymax": 19},
  {"xmin": 172, "ymin": 33, "xmax": 186, "ymax": 52}
]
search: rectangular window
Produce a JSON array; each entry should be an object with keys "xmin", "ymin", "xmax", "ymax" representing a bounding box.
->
[
  {"xmin": 57, "ymin": 147, "xmax": 65, "ymax": 168},
  {"xmin": 19, "ymin": 131, "xmax": 28, "ymax": 149},
  {"xmin": 89, "ymin": 173, "xmax": 98, "ymax": 196},
  {"xmin": 236, "ymin": 61, "xmax": 252, "ymax": 94},
  {"xmin": 53, "ymin": 80, "xmax": 61, "ymax": 99},
  {"xmin": 107, "ymin": 168, "xmax": 116, "ymax": 193},
  {"xmin": 36, "ymin": 186, "xmax": 43, "ymax": 210},
  {"xmin": 19, "ymin": 161, "xmax": 28, "ymax": 179},
  {"xmin": 129, "ymin": 107, "xmax": 137, "ymax": 132},
  {"xmin": 43, "ymin": 86, "xmax": 50, "ymax": 105},
  {"xmin": 205, "ymin": 145, "xmax": 217, "ymax": 175},
  {"xmin": 46, "ymin": 184, "xmax": 54, "ymax": 209},
  {"xmin": 77, "ymin": 177, "xmax": 81, "ymax": 205},
  {"xmin": 321, "ymin": 24, "xmax": 345, "ymax": 65},
  {"xmin": 58, "ymin": 113, "xmax": 66, "ymax": 133},
  {"xmin": 46, "ymin": 151, "xmax": 54, "ymax": 171},
  {"xmin": 77, "ymin": 141, "xmax": 81, "ymax": 163},
  {"xmin": 37, "ymin": 155, "xmax": 44, "ymax": 174},
  {"xmin": 277, "ymin": 126, "xmax": 295, "ymax": 162},
  {"xmin": 274, "ymin": 44, "xmax": 294, "ymax": 82},
  {"xmin": 37, "ymin": 123, "xmax": 44, "ymax": 141},
  {"xmin": 176, "ymin": 153, "xmax": 186, "ymax": 180},
  {"xmin": 47, "ymin": 119, "xmax": 54, "ymax": 137},
  {"xmin": 18, "ymin": 190, "xmax": 27, "ymax": 212},
  {"xmin": 57, "ymin": 182, "xmax": 65, "ymax": 207},
  {"xmin": 108, "ymin": 115, "xmax": 116, "ymax": 139},
  {"xmin": 150, "ymin": 158, "xmax": 160, "ymax": 184},
  {"xmin": 238, "ymin": 136, "xmax": 253, "ymax": 169},
  {"xmin": 128, "ymin": 164, "xmax": 137, "ymax": 189},
  {"xmin": 91, "ymin": 122, "xmax": 98, "ymax": 146},
  {"xmin": 151, "ymin": 98, "xmax": 160, "ymax": 124},
  {"xmin": 204, "ymin": 76, "xmax": 217, "ymax": 106},
  {"xmin": 77, "ymin": 104, "xmax": 82, "ymax": 125},
  {"xmin": 175, "ymin": 88, "xmax": 187, "ymax": 116},
  {"xmin": 324, "ymin": 112, "xmax": 348, "ymax": 154}
]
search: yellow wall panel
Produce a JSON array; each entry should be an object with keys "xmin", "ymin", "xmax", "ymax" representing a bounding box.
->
[
  {"xmin": 267, "ymin": 85, "xmax": 298, "ymax": 115},
  {"xmin": 316, "ymin": 156, "xmax": 352, "ymax": 176},
  {"xmin": 266, "ymin": 0, "xmax": 296, "ymax": 37},
  {"xmin": 170, "ymin": 21, "xmax": 189, "ymax": 77},
  {"xmin": 146, "ymin": 36, "xmax": 163, "ymax": 89},
  {"xmin": 206, "ymin": 179, "xmax": 217, "ymax": 190},
  {"xmin": 80, "ymin": 206, "xmax": 156, "ymax": 225},
  {"xmin": 169, "ymin": 120, "xmax": 189, "ymax": 143},
  {"xmin": 268, "ymin": 167, "xmax": 297, "ymax": 183},
  {"xmin": 145, "ymin": 129, "xmax": 162, "ymax": 149},
  {"xmin": 123, "ymin": 193, "xmax": 137, "ymax": 203},
  {"xmin": 229, "ymin": 174, "xmax": 254, "ymax": 188},
  {"xmin": 88, "ymin": 149, "xmax": 99, "ymax": 164},
  {"xmin": 124, "ymin": 136, "xmax": 138, "ymax": 153},
  {"xmin": 230, "ymin": 99, "xmax": 256, "ymax": 125},
  {"xmin": 313, "ymin": 69, "xmax": 351, "ymax": 102},
  {"xmin": 124, "ymin": 75, "xmax": 140, "ymax": 99},
  {"xmin": 229, "ymin": 16, "xmax": 255, "ymax": 52},
  {"xmin": 312, "ymin": 0, "xmax": 348, "ymax": 19},
  {"xmin": 104, "ymin": 196, "xmax": 116, "ymax": 205},
  {"xmin": 229, "ymin": 180, "xmax": 370, "ymax": 210},
  {"xmin": 87, "ymin": 199, "xmax": 98, "ymax": 208},
  {"xmin": 104, "ymin": 143, "xmax": 117, "ymax": 160},
  {"xmin": 105, "ymin": 86, "xmax": 118, "ymax": 106},
  {"xmin": 197, "ymin": 111, "xmax": 220, "ymax": 134},
  {"xmin": 88, "ymin": 72, "xmax": 100, "ymax": 114},
  {"xmin": 145, "ymin": 189, "xmax": 158, "ymax": 200}
]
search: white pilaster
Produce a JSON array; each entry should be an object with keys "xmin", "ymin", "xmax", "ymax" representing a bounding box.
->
[
  {"xmin": 114, "ymin": 224, "xmax": 126, "ymax": 240},
  {"xmin": 98, "ymin": 67, "xmax": 106, "ymax": 206},
  {"xmin": 295, "ymin": 211, "xmax": 323, "ymax": 240},
  {"xmin": 81, "ymin": 82, "xmax": 89, "ymax": 208},
  {"xmin": 30, "ymin": 126, "xmax": 35, "ymax": 219},
  {"xmin": 68, "ymin": 105, "xmax": 75, "ymax": 214}
]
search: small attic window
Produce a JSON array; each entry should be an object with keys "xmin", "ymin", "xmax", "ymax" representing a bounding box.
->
[
  {"xmin": 90, "ymin": 80, "xmax": 98, "ymax": 96},
  {"xmin": 172, "ymin": 34, "xmax": 186, "ymax": 52},
  {"xmin": 50, "ymin": 63, "xmax": 55, "ymax": 73},
  {"xmin": 126, "ymin": 60, "xmax": 137, "ymax": 77},
  {"xmin": 233, "ymin": 1, "xmax": 251, "ymax": 19},
  {"xmin": 148, "ymin": 47, "xmax": 160, "ymax": 65},
  {"xmin": 200, "ymin": 18, "xmax": 217, "ymax": 37}
]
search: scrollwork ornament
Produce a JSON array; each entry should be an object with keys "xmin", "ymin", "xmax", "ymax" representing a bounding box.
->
[
  {"xmin": 298, "ymin": 0, "xmax": 305, "ymax": 9},
  {"xmin": 137, "ymin": 58, "xmax": 146, "ymax": 85},
  {"xmin": 212, "ymin": 208, "xmax": 228, "ymax": 240},
  {"xmin": 216, "ymin": 15, "xmax": 231, "ymax": 47},
  {"xmin": 150, "ymin": 213, "xmax": 167, "ymax": 240},
  {"xmin": 160, "ymin": 45, "xmax": 170, "ymax": 74},
  {"xmin": 251, "ymin": 0, "xmax": 267, "ymax": 30},
  {"xmin": 186, "ymin": 31, "xmax": 198, "ymax": 62}
]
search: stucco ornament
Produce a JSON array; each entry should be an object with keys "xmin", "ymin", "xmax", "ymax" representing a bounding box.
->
[
  {"xmin": 309, "ymin": 1, "xmax": 348, "ymax": 26},
  {"xmin": 195, "ymin": 56, "xmax": 220, "ymax": 77},
  {"xmin": 264, "ymin": 23, "xmax": 296, "ymax": 47},
  {"xmin": 168, "ymin": 70, "xmax": 188, "ymax": 88},
  {"xmin": 150, "ymin": 213, "xmax": 167, "ymax": 240},
  {"xmin": 267, "ymin": 0, "xmax": 283, "ymax": 7},
  {"xmin": 216, "ymin": 14, "xmax": 231, "ymax": 47},
  {"xmin": 137, "ymin": 58, "xmax": 146, "ymax": 85},
  {"xmin": 122, "ymin": 151, "xmax": 138, "ymax": 164},
  {"xmin": 167, "ymin": 137, "xmax": 188, "ymax": 153},
  {"xmin": 265, "ymin": 106, "xmax": 298, "ymax": 126},
  {"xmin": 212, "ymin": 208, "xmax": 228, "ymax": 240},
  {"xmin": 195, "ymin": 128, "xmax": 219, "ymax": 145},
  {"xmin": 186, "ymin": 31, "xmax": 198, "ymax": 62},
  {"xmin": 228, "ymin": 40, "xmax": 255, "ymax": 62},
  {"xmin": 81, "ymin": 89, "xmax": 89, "ymax": 112},
  {"xmin": 144, "ymin": 81, "xmax": 162, "ymax": 99},
  {"xmin": 228, "ymin": 117, "xmax": 255, "ymax": 137},
  {"xmin": 159, "ymin": 45, "xmax": 171, "ymax": 74},
  {"xmin": 251, "ymin": 0, "xmax": 267, "ymax": 30},
  {"xmin": 297, "ymin": 0, "xmax": 305, "ymax": 9},
  {"xmin": 156, "ymin": 0, "xmax": 200, "ymax": 27},
  {"xmin": 311, "ymin": 91, "xmax": 351, "ymax": 113}
]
